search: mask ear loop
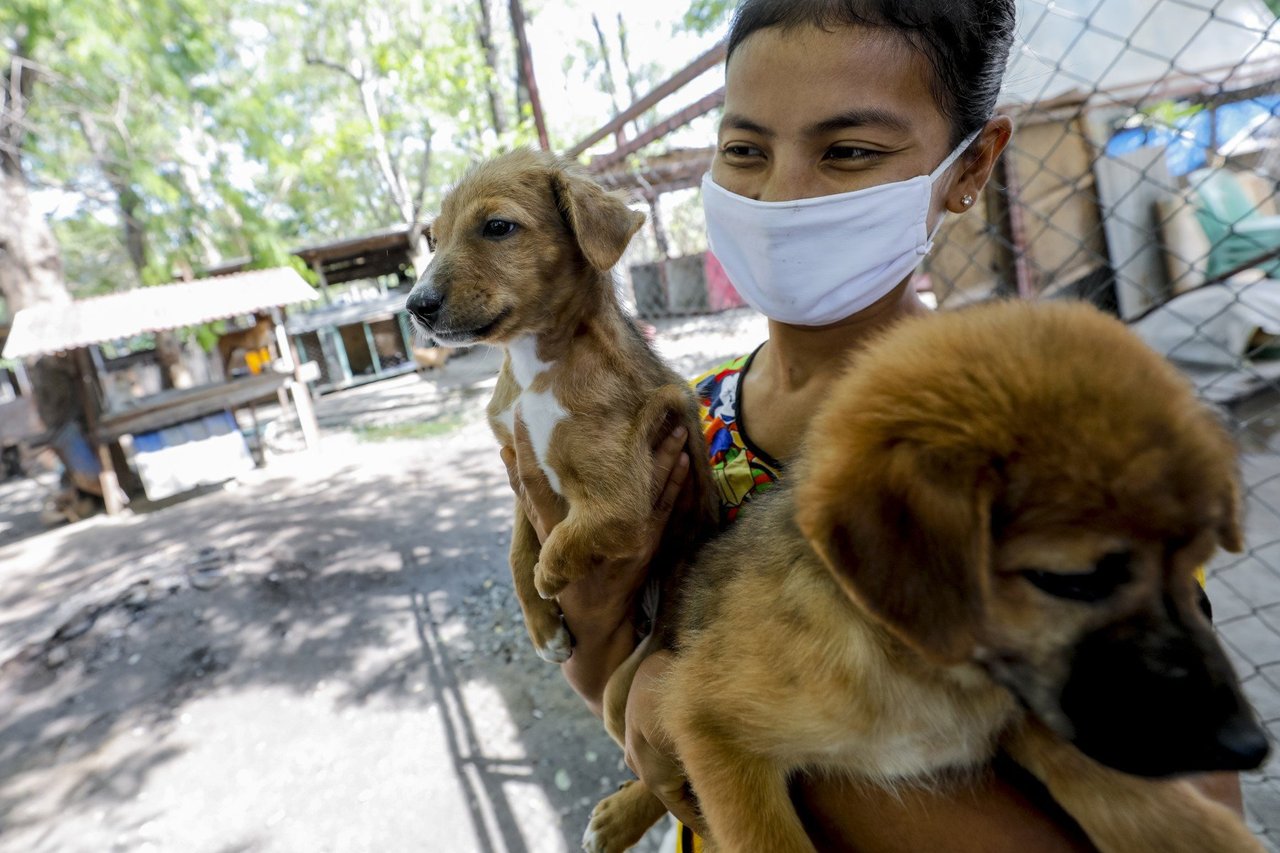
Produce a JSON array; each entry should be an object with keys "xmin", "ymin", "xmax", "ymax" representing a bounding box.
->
[
  {"xmin": 928, "ymin": 129, "xmax": 984, "ymax": 183},
  {"xmin": 918, "ymin": 130, "xmax": 985, "ymax": 256}
]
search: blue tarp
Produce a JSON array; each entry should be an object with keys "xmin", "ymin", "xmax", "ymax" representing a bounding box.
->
[{"xmin": 1106, "ymin": 96, "xmax": 1280, "ymax": 176}]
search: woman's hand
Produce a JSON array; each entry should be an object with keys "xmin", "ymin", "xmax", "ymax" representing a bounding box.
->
[
  {"xmin": 624, "ymin": 651, "xmax": 706, "ymax": 833},
  {"xmin": 500, "ymin": 416, "xmax": 693, "ymax": 713}
]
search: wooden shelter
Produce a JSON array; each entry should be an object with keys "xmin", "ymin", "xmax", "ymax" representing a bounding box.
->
[
  {"xmin": 2, "ymin": 268, "xmax": 322, "ymax": 515},
  {"xmin": 204, "ymin": 224, "xmax": 427, "ymax": 304}
]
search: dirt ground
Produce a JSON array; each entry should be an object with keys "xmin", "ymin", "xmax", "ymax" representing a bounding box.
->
[{"xmin": 0, "ymin": 308, "xmax": 1277, "ymax": 853}]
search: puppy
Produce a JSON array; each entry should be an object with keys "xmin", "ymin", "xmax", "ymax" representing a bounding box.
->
[
  {"xmin": 217, "ymin": 312, "xmax": 275, "ymax": 374},
  {"xmin": 412, "ymin": 345, "xmax": 455, "ymax": 372},
  {"xmin": 405, "ymin": 149, "xmax": 715, "ymax": 666},
  {"xmin": 589, "ymin": 300, "xmax": 1269, "ymax": 852}
]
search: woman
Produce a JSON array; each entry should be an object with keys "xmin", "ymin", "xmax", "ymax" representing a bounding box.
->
[{"xmin": 503, "ymin": 1, "xmax": 1243, "ymax": 849}]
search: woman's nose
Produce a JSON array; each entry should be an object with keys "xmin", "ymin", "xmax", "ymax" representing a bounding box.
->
[{"xmin": 755, "ymin": 159, "xmax": 824, "ymax": 203}]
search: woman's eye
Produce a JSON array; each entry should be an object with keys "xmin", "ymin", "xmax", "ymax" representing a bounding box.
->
[
  {"xmin": 721, "ymin": 144, "xmax": 763, "ymax": 160},
  {"xmin": 482, "ymin": 219, "xmax": 518, "ymax": 239},
  {"xmin": 1020, "ymin": 552, "xmax": 1133, "ymax": 604},
  {"xmin": 824, "ymin": 145, "xmax": 881, "ymax": 163}
]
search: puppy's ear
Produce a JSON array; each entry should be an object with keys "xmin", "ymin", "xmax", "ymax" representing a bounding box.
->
[
  {"xmin": 1216, "ymin": 469, "xmax": 1245, "ymax": 553},
  {"xmin": 796, "ymin": 445, "xmax": 995, "ymax": 664},
  {"xmin": 552, "ymin": 170, "xmax": 646, "ymax": 271}
]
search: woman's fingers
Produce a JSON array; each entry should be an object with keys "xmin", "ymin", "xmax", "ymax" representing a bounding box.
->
[
  {"xmin": 650, "ymin": 425, "xmax": 689, "ymax": 503},
  {"xmin": 654, "ymin": 453, "xmax": 689, "ymax": 519}
]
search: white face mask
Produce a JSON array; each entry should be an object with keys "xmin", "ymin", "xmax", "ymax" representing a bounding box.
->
[{"xmin": 702, "ymin": 131, "xmax": 980, "ymax": 326}]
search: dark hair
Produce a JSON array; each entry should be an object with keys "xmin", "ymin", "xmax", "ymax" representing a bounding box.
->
[{"xmin": 726, "ymin": 0, "xmax": 1016, "ymax": 145}]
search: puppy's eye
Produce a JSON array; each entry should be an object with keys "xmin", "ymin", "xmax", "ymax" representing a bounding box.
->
[
  {"xmin": 1020, "ymin": 551, "xmax": 1133, "ymax": 604},
  {"xmin": 482, "ymin": 219, "xmax": 518, "ymax": 240}
]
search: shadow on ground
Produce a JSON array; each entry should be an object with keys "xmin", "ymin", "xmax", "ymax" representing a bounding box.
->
[{"xmin": 0, "ymin": 424, "xmax": 654, "ymax": 852}]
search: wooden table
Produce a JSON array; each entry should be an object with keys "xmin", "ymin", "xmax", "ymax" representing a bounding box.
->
[{"xmin": 97, "ymin": 373, "xmax": 290, "ymax": 443}]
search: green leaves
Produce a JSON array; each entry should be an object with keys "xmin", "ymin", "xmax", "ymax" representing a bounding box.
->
[
  {"xmin": 11, "ymin": 0, "xmax": 708, "ymax": 301},
  {"xmin": 680, "ymin": 0, "xmax": 733, "ymax": 36}
]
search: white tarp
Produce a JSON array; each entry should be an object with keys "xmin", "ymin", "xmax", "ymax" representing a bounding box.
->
[
  {"xmin": 1005, "ymin": 0, "xmax": 1280, "ymax": 104},
  {"xmin": 1133, "ymin": 275, "xmax": 1280, "ymax": 366}
]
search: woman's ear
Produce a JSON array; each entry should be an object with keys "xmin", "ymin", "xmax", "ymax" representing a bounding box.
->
[{"xmin": 946, "ymin": 115, "xmax": 1014, "ymax": 214}]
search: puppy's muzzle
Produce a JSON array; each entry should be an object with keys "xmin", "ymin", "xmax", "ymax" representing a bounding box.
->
[
  {"xmin": 1057, "ymin": 603, "xmax": 1270, "ymax": 777},
  {"xmin": 406, "ymin": 285, "xmax": 444, "ymax": 328}
]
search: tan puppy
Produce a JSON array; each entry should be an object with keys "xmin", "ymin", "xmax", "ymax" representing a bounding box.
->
[
  {"xmin": 589, "ymin": 300, "xmax": 1269, "ymax": 852},
  {"xmin": 412, "ymin": 345, "xmax": 455, "ymax": 372},
  {"xmin": 217, "ymin": 312, "xmax": 275, "ymax": 374},
  {"xmin": 405, "ymin": 149, "xmax": 715, "ymax": 664}
]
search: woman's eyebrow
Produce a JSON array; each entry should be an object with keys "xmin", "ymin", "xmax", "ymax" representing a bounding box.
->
[
  {"xmin": 720, "ymin": 113, "xmax": 773, "ymax": 138},
  {"xmin": 805, "ymin": 108, "xmax": 912, "ymax": 137}
]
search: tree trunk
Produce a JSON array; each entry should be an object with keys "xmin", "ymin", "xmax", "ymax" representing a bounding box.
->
[
  {"xmin": 592, "ymin": 14, "xmax": 622, "ymax": 117},
  {"xmin": 118, "ymin": 185, "xmax": 149, "ymax": 279},
  {"xmin": 474, "ymin": 0, "xmax": 508, "ymax": 135},
  {"xmin": 2, "ymin": 31, "xmax": 105, "ymax": 507},
  {"xmin": 617, "ymin": 13, "xmax": 645, "ymax": 138},
  {"xmin": 0, "ymin": 172, "xmax": 98, "ymax": 495},
  {"xmin": 0, "ymin": 171, "xmax": 72, "ymax": 314}
]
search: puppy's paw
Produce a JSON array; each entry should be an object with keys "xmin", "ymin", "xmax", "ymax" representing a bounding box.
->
[
  {"xmin": 534, "ymin": 566, "xmax": 569, "ymax": 600},
  {"xmin": 535, "ymin": 620, "xmax": 573, "ymax": 664},
  {"xmin": 533, "ymin": 549, "xmax": 571, "ymax": 599},
  {"xmin": 582, "ymin": 781, "xmax": 668, "ymax": 853}
]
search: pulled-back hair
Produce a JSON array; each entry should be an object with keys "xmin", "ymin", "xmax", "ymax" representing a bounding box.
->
[{"xmin": 726, "ymin": 0, "xmax": 1016, "ymax": 145}]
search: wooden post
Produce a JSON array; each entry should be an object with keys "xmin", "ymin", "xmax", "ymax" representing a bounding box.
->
[
  {"xmin": 73, "ymin": 347, "xmax": 128, "ymax": 515},
  {"xmin": 363, "ymin": 322, "xmax": 383, "ymax": 375},
  {"xmin": 509, "ymin": 0, "xmax": 550, "ymax": 151},
  {"xmin": 311, "ymin": 258, "xmax": 333, "ymax": 304},
  {"xmin": 271, "ymin": 308, "xmax": 321, "ymax": 451},
  {"xmin": 13, "ymin": 361, "xmax": 31, "ymax": 397}
]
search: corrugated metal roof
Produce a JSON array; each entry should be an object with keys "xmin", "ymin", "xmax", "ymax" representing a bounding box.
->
[
  {"xmin": 2, "ymin": 268, "xmax": 318, "ymax": 360},
  {"xmin": 285, "ymin": 291, "xmax": 409, "ymax": 334}
]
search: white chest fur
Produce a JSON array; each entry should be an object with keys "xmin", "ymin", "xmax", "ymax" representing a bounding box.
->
[{"xmin": 501, "ymin": 336, "xmax": 568, "ymax": 496}]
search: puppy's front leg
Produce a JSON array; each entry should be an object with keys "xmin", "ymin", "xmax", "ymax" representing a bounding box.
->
[
  {"xmin": 510, "ymin": 507, "xmax": 573, "ymax": 663},
  {"xmin": 1006, "ymin": 721, "xmax": 1264, "ymax": 853},
  {"xmin": 535, "ymin": 505, "xmax": 646, "ymax": 600},
  {"xmin": 669, "ymin": 726, "xmax": 815, "ymax": 853}
]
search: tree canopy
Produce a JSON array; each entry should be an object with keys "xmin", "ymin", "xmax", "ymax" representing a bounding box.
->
[{"xmin": 4, "ymin": 0, "xmax": 713, "ymax": 307}]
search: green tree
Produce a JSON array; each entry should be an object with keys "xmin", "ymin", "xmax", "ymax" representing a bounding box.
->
[
  {"xmin": 681, "ymin": 0, "xmax": 734, "ymax": 35},
  {"xmin": 11, "ymin": 0, "xmax": 542, "ymax": 312}
]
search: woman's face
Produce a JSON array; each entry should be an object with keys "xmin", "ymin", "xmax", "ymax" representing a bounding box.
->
[{"xmin": 712, "ymin": 24, "xmax": 961, "ymax": 217}]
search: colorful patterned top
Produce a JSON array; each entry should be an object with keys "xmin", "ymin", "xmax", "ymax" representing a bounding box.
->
[{"xmin": 693, "ymin": 347, "xmax": 782, "ymax": 524}]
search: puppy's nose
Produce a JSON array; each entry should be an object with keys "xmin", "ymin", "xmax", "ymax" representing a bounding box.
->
[
  {"xmin": 406, "ymin": 287, "xmax": 443, "ymax": 326},
  {"xmin": 1208, "ymin": 714, "xmax": 1271, "ymax": 771}
]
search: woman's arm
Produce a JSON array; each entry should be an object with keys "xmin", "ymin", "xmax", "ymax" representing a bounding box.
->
[
  {"xmin": 501, "ymin": 419, "xmax": 691, "ymax": 715},
  {"xmin": 627, "ymin": 658, "xmax": 1243, "ymax": 851},
  {"xmin": 793, "ymin": 767, "xmax": 1096, "ymax": 853}
]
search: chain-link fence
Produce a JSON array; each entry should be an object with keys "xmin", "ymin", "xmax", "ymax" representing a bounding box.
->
[
  {"xmin": 937, "ymin": 5, "xmax": 1280, "ymax": 843},
  {"xmin": 610, "ymin": 0, "xmax": 1280, "ymax": 844}
]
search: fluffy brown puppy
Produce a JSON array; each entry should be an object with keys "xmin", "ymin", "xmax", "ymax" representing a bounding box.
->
[
  {"xmin": 589, "ymin": 301, "xmax": 1268, "ymax": 852},
  {"xmin": 405, "ymin": 149, "xmax": 715, "ymax": 670}
]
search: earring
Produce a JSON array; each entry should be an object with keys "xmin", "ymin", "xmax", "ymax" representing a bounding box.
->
[{"xmin": 961, "ymin": 194, "xmax": 975, "ymax": 208}]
